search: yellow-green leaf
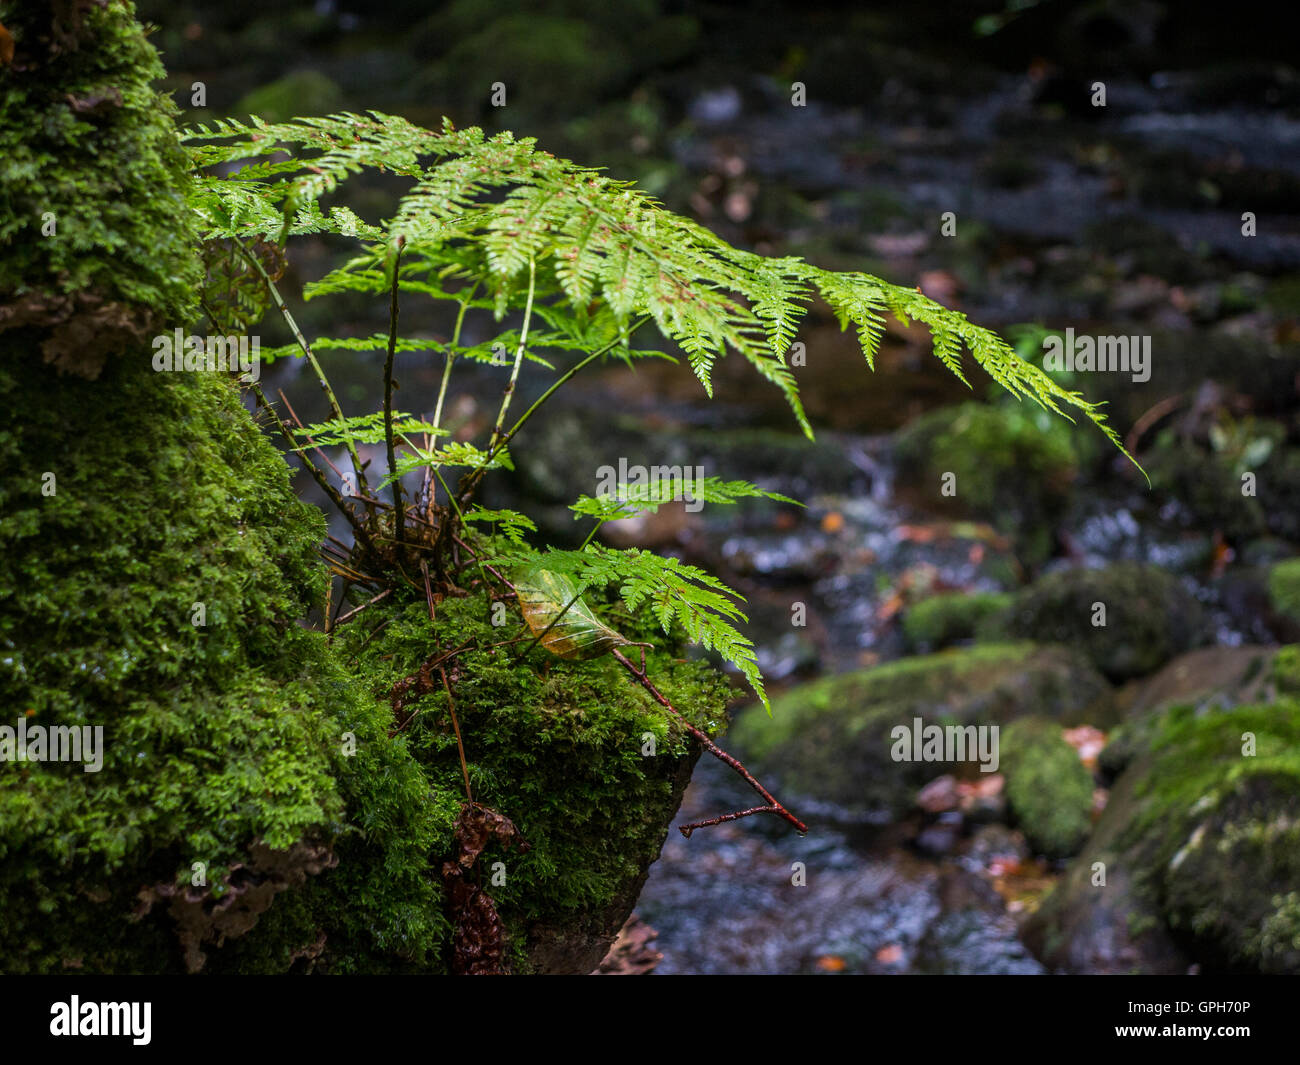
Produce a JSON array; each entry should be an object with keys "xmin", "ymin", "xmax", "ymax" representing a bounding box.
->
[{"xmin": 516, "ymin": 569, "xmax": 631, "ymax": 661}]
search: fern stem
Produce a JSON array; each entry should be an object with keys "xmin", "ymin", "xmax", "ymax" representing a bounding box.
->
[
  {"xmin": 384, "ymin": 237, "xmax": 406, "ymax": 551},
  {"xmin": 248, "ymin": 380, "xmax": 380, "ymax": 560},
  {"xmin": 427, "ymin": 284, "xmax": 477, "ymax": 520},
  {"xmin": 502, "ymin": 314, "xmax": 651, "ymax": 448},
  {"xmin": 234, "ymin": 236, "xmax": 375, "ymax": 523},
  {"xmin": 455, "ymin": 315, "xmax": 652, "ymax": 509},
  {"xmin": 489, "ymin": 256, "xmax": 537, "ymax": 448},
  {"xmin": 579, "ymin": 520, "xmax": 606, "ymax": 550},
  {"xmin": 433, "ymin": 283, "xmax": 477, "ymax": 434}
]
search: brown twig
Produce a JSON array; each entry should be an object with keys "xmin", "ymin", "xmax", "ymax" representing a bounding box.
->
[
  {"xmin": 333, "ymin": 587, "xmax": 392, "ymax": 628},
  {"xmin": 440, "ymin": 666, "xmax": 474, "ymax": 805},
  {"xmin": 609, "ymin": 648, "xmax": 806, "ymax": 837}
]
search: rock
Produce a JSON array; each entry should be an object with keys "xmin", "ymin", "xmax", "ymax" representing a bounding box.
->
[
  {"xmin": 1102, "ymin": 645, "xmax": 1282, "ymax": 782},
  {"xmin": 915, "ymin": 812, "xmax": 964, "ymax": 857},
  {"xmin": 1026, "ymin": 699, "xmax": 1300, "ymax": 973},
  {"xmin": 1120, "ymin": 645, "xmax": 1278, "ymax": 717},
  {"xmin": 994, "ymin": 562, "xmax": 1208, "ymax": 682},
  {"xmin": 913, "ymin": 867, "xmax": 1045, "ymax": 975},
  {"xmin": 903, "ymin": 590, "xmax": 1014, "ymax": 651},
  {"xmin": 916, "ymin": 774, "xmax": 961, "ymax": 813},
  {"xmin": 964, "ymin": 823, "xmax": 1029, "ymax": 869},
  {"xmin": 999, "ymin": 718, "xmax": 1095, "ymax": 860},
  {"xmin": 893, "ymin": 402, "xmax": 1079, "ymax": 568},
  {"xmin": 730, "ymin": 641, "xmax": 1112, "ymax": 820}
]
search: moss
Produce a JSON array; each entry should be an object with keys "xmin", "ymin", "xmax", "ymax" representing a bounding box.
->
[
  {"xmin": 1031, "ymin": 699, "xmax": 1300, "ymax": 973},
  {"xmin": 0, "ymin": 0, "xmax": 201, "ymax": 374},
  {"xmin": 731, "ymin": 641, "xmax": 1110, "ymax": 818},
  {"xmin": 333, "ymin": 594, "xmax": 727, "ymax": 972},
  {"xmin": 999, "ymin": 563, "xmax": 1207, "ymax": 682},
  {"xmin": 893, "ymin": 402, "xmax": 1077, "ymax": 567},
  {"xmin": 1128, "ymin": 702, "xmax": 1300, "ymax": 972},
  {"xmin": 0, "ymin": 355, "xmax": 357, "ymax": 972},
  {"xmin": 1268, "ymin": 560, "xmax": 1300, "ymax": 626},
  {"xmin": 1275, "ymin": 646, "xmax": 1300, "ymax": 697},
  {"xmin": 999, "ymin": 718, "xmax": 1094, "ymax": 859},
  {"xmin": 903, "ymin": 591, "xmax": 1013, "ymax": 651}
]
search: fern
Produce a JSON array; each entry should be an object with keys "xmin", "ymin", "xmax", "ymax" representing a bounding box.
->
[
  {"xmin": 183, "ymin": 111, "xmax": 1132, "ymax": 459},
  {"xmin": 183, "ymin": 110, "xmax": 1137, "ymax": 727},
  {"xmin": 493, "ymin": 546, "xmax": 770, "ymax": 711}
]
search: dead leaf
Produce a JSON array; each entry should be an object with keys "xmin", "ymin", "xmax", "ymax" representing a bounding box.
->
[
  {"xmin": 516, "ymin": 569, "xmax": 634, "ymax": 661},
  {"xmin": 593, "ymin": 914, "xmax": 662, "ymax": 975},
  {"xmin": 440, "ymin": 803, "xmax": 530, "ymax": 975}
]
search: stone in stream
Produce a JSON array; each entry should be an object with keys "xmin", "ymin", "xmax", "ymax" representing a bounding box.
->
[
  {"xmin": 730, "ymin": 641, "xmax": 1113, "ymax": 822},
  {"xmin": 987, "ymin": 562, "xmax": 1208, "ymax": 682},
  {"xmin": 1025, "ymin": 648, "xmax": 1300, "ymax": 974}
]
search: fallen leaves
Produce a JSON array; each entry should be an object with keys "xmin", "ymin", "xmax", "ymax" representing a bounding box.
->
[
  {"xmin": 593, "ymin": 914, "xmax": 663, "ymax": 976},
  {"xmin": 440, "ymin": 803, "xmax": 531, "ymax": 976}
]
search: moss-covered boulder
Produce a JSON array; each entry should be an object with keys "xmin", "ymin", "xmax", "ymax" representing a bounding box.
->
[
  {"xmin": 1267, "ymin": 558, "xmax": 1300, "ymax": 638},
  {"xmin": 893, "ymin": 402, "xmax": 1078, "ymax": 567},
  {"xmin": 730, "ymin": 642, "xmax": 1111, "ymax": 820},
  {"xmin": 0, "ymin": 0, "xmax": 200, "ymax": 377},
  {"xmin": 1276, "ymin": 645, "xmax": 1300, "ymax": 697},
  {"xmin": 903, "ymin": 590, "xmax": 1013, "ymax": 652},
  {"xmin": 0, "ymin": 2, "xmax": 723, "ymax": 975},
  {"xmin": 999, "ymin": 718, "xmax": 1094, "ymax": 859},
  {"xmin": 1026, "ymin": 700, "xmax": 1300, "ymax": 973},
  {"xmin": 994, "ymin": 563, "xmax": 1207, "ymax": 682}
]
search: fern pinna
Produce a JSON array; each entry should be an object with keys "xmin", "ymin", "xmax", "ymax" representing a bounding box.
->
[{"xmin": 183, "ymin": 111, "xmax": 1125, "ymax": 835}]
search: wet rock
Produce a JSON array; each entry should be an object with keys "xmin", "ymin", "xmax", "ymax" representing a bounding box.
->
[
  {"xmin": 914, "ymin": 868, "xmax": 1045, "ymax": 975},
  {"xmin": 994, "ymin": 562, "xmax": 1208, "ymax": 682},
  {"xmin": 916, "ymin": 774, "xmax": 961, "ymax": 814},
  {"xmin": 965, "ymin": 823, "xmax": 1029, "ymax": 869},
  {"xmin": 1026, "ymin": 699, "xmax": 1300, "ymax": 973},
  {"xmin": 730, "ymin": 641, "xmax": 1112, "ymax": 821},
  {"xmin": 1000, "ymin": 717, "xmax": 1095, "ymax": 860},
  {"xmin": 903, "ymin": 590, "xmax": 1014, "ymax": 651},
  {"xmin": 915, "ymin": 812, "xmax": 964, "ymax": 858},
  {"xmin": 893, "ymin": 401, "xmax": 1079, "ymax": 568}
]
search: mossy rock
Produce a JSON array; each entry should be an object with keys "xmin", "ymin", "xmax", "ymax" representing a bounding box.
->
[
  {"xmin": 0, "ymin": 355, "xmax": 361, "ymax": 973},
  {"xmin": 999, "ymin": 718, "xmax": 1094, "ymax": 859},
  {"xmin": 730, "ymin": 642, "xmax": 1111, "ymax": 820},
  {"xmin": 996, "ymin": 563, "xmax": 1207, "ymax": 682},
  {"xmin": 903, "ymin": 590, "xmax": 1013, "ymax": 652},
  {"xmin": 0, "ymin": 3, "xmax": 725, "ymax": 975},
  {"xmin": 1027, "ymin": 700, "xmax": 1300, "ymax": 973},
  {"xmin": 233, "ymin": 70, "xmax": 345, "ymax": 124},
  {"xmin": 1268, "ymin": 558, "xmax": 1300, "ymax": 629},
  {"xmin": 1276, "ymin": 645, "xmax": 1300, "ymax": 697},
  {"xmin": 313, "ymin": 593, "xmax": 728, "ymax": 975},
  {"xmin": 893, "ymin": 402, "xmax": 1078, "ymax": 568},
  {"xmin": 0, "ymin": 0, "xmax": 201, "ymax": 377}
]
